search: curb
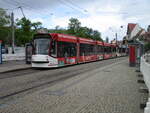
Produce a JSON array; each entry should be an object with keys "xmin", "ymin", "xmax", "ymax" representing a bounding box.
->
[{"xmin": 0, "ymin": 67, "xmax": 32, "ymax": 74}]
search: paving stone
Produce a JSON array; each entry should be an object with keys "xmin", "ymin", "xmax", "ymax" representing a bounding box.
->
[{"xmin": 0, "ymin": 59, "xmax": 144, "ymax": 113}]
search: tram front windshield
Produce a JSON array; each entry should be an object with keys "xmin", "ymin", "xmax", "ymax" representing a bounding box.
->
[{"xmin": 34, "ymin": 38, "xmax": 50, "ymax": 55}]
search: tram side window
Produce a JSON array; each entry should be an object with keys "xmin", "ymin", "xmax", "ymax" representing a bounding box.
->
[
  {"xmin": 109, "ymin": 47, "xmax": 112, "ymax": 53},
  {"xmin": 80, "ymin": 44, "xmax": 85, "ymax": 56},
  {"xmin": 70, "ymin": 44, "xmax": 77, "ymax": 57},
  {"xmin": 57, "ymin": 41, "xmax": 63, "ymax": 57},
  {"xmin": 104, "ymin": 46, "xmax": 111, "ymax": 53},
  {"xmin": 112, "ymin": 47, "xmax": 116, "ymax": 52},
  {"xmin": 57, "ymin": 41, "xmax": 77, "ymax": 58},
  {"xmin": 80, "ymin": 43, "xmax": 95, "ymax": 56},
  {"xmin": 93, "ymin": 45, "xmax": 97, "ymax": 55},
  {"xmin": 51, "ymin": 40, "xmax": 57, "ymax": 57},
  {"xmin": 104, "ymin": 47, "xmax": 107, "ymax": 53},
  {"xmin": 112, "ymin": 47, "xmax": 114, "ymax": 52},
  {"xmin": 97, "ymin": 45, "xmax": 103, "ymax": 54},
  {"xmin": 108, "ymin": 47, "xmax": 111, "ymax": 53},
  {"xmin": 119, "ymin": 48, "xmax": 122, "ymax": 53}
]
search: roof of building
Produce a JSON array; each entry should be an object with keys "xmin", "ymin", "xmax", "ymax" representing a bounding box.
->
[{"xmin": 127, "ymin": 23, "xmax": 136, "ymax": 34}]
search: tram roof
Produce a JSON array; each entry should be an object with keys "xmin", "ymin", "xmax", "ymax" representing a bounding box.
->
[
  {"xmin": 103, "ymin": 42, "xmax": 111, "ymax": 47},
  {"xmin": 50, "ymin": 33, "xmax": 78, "ymax": 43},
  {"xmin": 96, "ymin": 41, "xmax": 103, "ymax": 46},
  {"xmin": 110, "ymin": 43, "xmax": 117, "ymax": 47},
  {"xmin": 35, "ymin": 33, "xmax": 97, "ymax": 44},
  {"xmin": 51, "ymin": 33, "xmax": 96, "ymax": 44},
  {"xmin": 78, "ymin": 37, "xmax": 96, "ymax": 45}
]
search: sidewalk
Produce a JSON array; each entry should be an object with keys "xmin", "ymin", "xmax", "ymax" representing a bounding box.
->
[
  {"xmin": 0, "ymin": 60, "xmax": 31, "ymax": 73},
  {"xmin": 0, "ymin": 59, "xmax": 143, "ymax": 113}
]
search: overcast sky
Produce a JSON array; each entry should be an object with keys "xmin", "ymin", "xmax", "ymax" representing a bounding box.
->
[{"xmin": 0, "ymin": 0, "xmax": 150, "ymax": 41}]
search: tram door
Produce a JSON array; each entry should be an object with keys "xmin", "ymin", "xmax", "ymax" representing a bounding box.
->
[{"xmin": 25, "ymin": 43, "xmax": 33, "ymax": 64}]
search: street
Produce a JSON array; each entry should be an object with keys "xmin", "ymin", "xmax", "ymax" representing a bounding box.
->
[{"xmin": 0, "ymin": 57, "xmax": 143, "ymax": 113}]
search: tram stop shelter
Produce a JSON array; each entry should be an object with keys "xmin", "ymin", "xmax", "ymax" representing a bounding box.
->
[{"xmin": 128, "ymin": 40, "xmax": 144, "ymax": 67}]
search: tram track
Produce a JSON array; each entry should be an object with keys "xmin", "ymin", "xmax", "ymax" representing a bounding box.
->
[
  {"xmin": 0, "ymin": 57, "xmax": 127, "ymax": 104},
  {"xmin": 0, "ymin": 68, "xmax": 41, "ymax": 80},
  {"xmin": 0, "ymin": 68, "xmax": 88, "ymax": 100}
]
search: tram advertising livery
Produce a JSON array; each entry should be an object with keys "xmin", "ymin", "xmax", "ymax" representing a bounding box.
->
[{"xmin": 31, "ymin": 33, "xmax": 127, "ymax": 68}]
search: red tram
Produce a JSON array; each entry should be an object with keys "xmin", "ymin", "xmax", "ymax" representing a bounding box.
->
[{"xmin": 31, "ymin": 33, "xmax": 126, "ymax": 68}]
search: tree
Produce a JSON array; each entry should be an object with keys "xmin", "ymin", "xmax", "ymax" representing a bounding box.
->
[
  {"xmin": 147, "ymin": 25, "xmax": 150, "ymax": 32},
  {"xmin": 15, "ymin": 17, "xmax": 43, "ymax": 45},
  {"xmin": 16, "ymin": 17, "xmax": 32, "ymax": 33},
  {"xmin": 49, "ymin": 25, "xmax": 67, "ymax": 34},
  {"xmin": 15, "ymin": 17, "xmax": 33, "ymax": 45},
  {"xmin": 144, "ymin": 42, "xmax": 150, "ymax": 52},
  {"xmin": 67, "ymin": 18, "xmax": 102, "ymax": 41},
  {"xmin": 32, "ymin": 22, "xmax": 42, "ymax": 31},
  {"xmin": 0, "ymin": 8, "xmax": 10, "ymax": 26},
  {"xmin": 92, "ymin": 30, "xmax": 102, "ymax": 41},
  {"xmin": 68, "ymin": 18, "xmax": 81, "ymax": 35},
  {"xmin": 0, "ymin": 8, "xmax": 11, "ymax": 45}
]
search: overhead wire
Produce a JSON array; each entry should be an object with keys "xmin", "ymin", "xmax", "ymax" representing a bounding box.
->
[
  {"xmin": 64, "ymin": 0, "xmax": 88, "ymax": 13},
  {"xmin": 1, "ymin": 0, "xmax": 47, "ymax": 18},
  {"xmin": 15, "ymin": 0, "xmax": 54, "ymax": 15},
  {"xmin": 57, "ymin": 0, "xmax": 87, "ymax": 15}
]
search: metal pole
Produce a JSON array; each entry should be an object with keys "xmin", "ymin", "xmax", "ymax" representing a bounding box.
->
[
  {"xmin": 115, "ymin": 33, "xmax": 117, "ymax": 45},
  {"xmin": 18, "ymin": 6, "xmax": 26, "ymax": 18},
  {"xmin": 11, "ymin": 12, "xmax": 15, "ymax": 54},
  {"xmin": 115, "ymin": 33, "xmax": 118, "ymax": 53}
]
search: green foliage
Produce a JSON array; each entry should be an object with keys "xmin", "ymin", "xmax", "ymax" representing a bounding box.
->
[
  {"xmin": 147, "ymin": 25, "xmax": 150, "ymax": 32},
  {"xmin": 0, "ymin": 26, "xmax": 11, "ymax": 44},
  {"xmin": 0, "ymin": 8, "xmax": 103, "ymax": 46},
  {"xmin": 0, "ymin": 8, "xmax": 10, "ymax": 26},
  {"xmin": 15, "ymin": 17, "xmax": 43, "ymax": 46},
  {"xmin": 144, "ymin": 43, "xmax": 150, "ymax": 52},
  {"xmin": 16, "ymin": 17, "xmax": 32, "ymax": 32},
  {"xmin": 15, "ymin": 17, "xmax": 34, "ymax": 46},
  {"xmin": 32, "ymin": 22, "xmax": 42, "ymax": 30},
  {"xmin": 67, "ymin": 18, "xmax": 102, "ymax": 41},
  {"xmin": 68, "ymin": 18, "xmax": 81, "ymax": 34},
  {"xmin": 49, "ymin": 26, "xmax": 68, "ymax": 34},
  {"xmin": 0, "ymin": 8, "xmax": 11, "ymax": 45}
]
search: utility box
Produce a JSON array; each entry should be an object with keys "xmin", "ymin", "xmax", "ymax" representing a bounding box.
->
[
  {"xmin": 129, "ymin": 45, "xmax": 136, "ymax": 67},
  {"xmin": 0, "ymin": 40, "xmax": 2, "ymax": 64}
]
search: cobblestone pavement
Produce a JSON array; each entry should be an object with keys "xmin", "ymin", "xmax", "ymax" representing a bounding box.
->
[
  {"xmin": 0, "ymin": 60, "xmax": 30, "ymax": 73},
  {"xmin": 0, "ymin": 58, "xmax": 143, "ymax": 113},
  {"xmin": 0, "ymin": 60, "xmax": 26, "ymax": 67}
]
